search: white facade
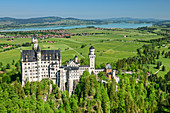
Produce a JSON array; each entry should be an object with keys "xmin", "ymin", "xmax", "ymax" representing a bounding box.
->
[{"xmin": 21, "ymin": 36, "xmax": 104, "ymax": 95}]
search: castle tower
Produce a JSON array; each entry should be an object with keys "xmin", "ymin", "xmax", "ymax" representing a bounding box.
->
[
  {"xmin": 74, "ymin": 55, "xmax": 78, "ymax": 63},
  {"xmin": 36, "ymin": 46, "xmax": 42, "ymax": 82},
  {"xmin": 105, "ymin": 63, "xmax": 112, "ymax": 80},
  {"xmin": 32, "ymin": 34, "xmax": 38, "ymax": 51},
  {"xmin": 89, "ymin": 46, "xmax": 95, "ymax": 74}
]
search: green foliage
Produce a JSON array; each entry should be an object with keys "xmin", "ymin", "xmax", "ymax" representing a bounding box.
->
[
  {"xmin": 0, "ymin": 69, "xmax": 170, "ymax": 113},
  {"xmin": 6, "ymin": 63, "xmax": 10, "ymax": 69},
  {"xmin": 98, "ymin": 71, "xmax": 109, "ymax": 82}
]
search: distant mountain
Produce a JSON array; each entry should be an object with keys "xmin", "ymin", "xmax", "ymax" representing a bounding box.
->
[
  {"xmin": 0, "ymin": 16, "xmax": 166, "ymax": 30},
  {"xmin": 102, "ymin": 17, "xmax": 162, "ymax": 23}
]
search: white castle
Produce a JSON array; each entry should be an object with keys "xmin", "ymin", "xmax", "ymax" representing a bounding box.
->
[{"xmin": 21, "ymin": 35, "xmax": 104, "ymax": 95}]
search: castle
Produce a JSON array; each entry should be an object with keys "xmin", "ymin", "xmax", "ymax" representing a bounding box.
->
[{"xmin": 21, "ymin": 35, "xmax": 105, "ymax": 95}]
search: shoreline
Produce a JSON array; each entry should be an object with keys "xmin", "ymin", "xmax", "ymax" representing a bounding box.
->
[{"xmin": 0, "ymin": 23, "xmax": 152, "ymax": 32}]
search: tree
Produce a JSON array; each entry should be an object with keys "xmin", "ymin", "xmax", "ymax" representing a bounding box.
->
[
  {"xmin": 157, "ymin": 62, "xmax": 160, "ymax": 69},
  {"xmin": 12, "ymin": 60, "xmax": 15, "ymax": 65},
  {"xmin": 0, "ymin": 62, "xmax": 3, "ymax": 68},
  {"xmin": 162, "ymin": 65, "xmax": 165, "ymax": 71},
  {"xmin": 162, "ymin": 50, "xmax": 165, "ymax": 55},
  {"xmin": 6, "ymin": 63, "xmax": 10, "ymax": 69},
  {"xmin": 84, "ymin": 76, "xmax": 90, "ymax": 97},
  {"xmin": 109, "ymin": 79, "xmax": 119, "ymax": 112}
]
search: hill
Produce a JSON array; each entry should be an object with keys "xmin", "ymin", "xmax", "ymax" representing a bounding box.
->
[{"xmin": 0, "ymin": 16, "xmax": 164, "ymax": 30}]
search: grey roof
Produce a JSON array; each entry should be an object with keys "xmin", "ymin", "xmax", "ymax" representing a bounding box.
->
[
  {"xmin": 41, "ymin": 50, "xmax": 60, "ymax": 61},
  {"xmin": 79, "ymin": 65, "xmax": 89, "ymax": 67},
  {"xmin": 21, "ymin": 50, "xmax": 36, "ymax": 62},
  {"xmin": 106, "ymin": 63, "xmax": 112, "ymax": 69},
  {"xmin": 64, "ymin": 67, "xmax": 79, "ymax": 70},
  {"xmin": 21, "ymin": 50, "xmax": 60, "ymax": 62},
  {"xmin": 89, "ymin": 46, "xmax": 95, "ymax": 49},
  {"xmin": 67, "ymin": 59, "xmax": 73, "ymax": 64},
  {"xmin": 95, "ymin": 68, "xmax": 105, "ymax": 70}
]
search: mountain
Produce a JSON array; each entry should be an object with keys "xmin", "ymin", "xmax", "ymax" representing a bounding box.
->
[
  {"xmin": 102, "ymin": 17, "xmax": 163, "ymax": 24},
  {"xmin": 0, "ymin": 16, "xmax": 166, "ymax": 30}
]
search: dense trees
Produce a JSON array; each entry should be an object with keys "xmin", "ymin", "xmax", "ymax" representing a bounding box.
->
[{"xmin": 0, "ymin": 69, "xmax": 169, "ymax": 112}]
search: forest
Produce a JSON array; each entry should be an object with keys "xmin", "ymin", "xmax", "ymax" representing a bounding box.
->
[{"xmin": 0, "ymin": 69, "xmax": 169, "ymax": 113}]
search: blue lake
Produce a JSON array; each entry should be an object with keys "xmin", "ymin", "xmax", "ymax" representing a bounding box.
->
[{"xmin": 1, "ymin": 23, "xmax": 152, "ymax": 31}]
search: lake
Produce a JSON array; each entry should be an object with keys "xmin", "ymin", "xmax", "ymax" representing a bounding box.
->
[{"xmin": 1, "ymin": 23, "xmax": 152, "ymax": 31}]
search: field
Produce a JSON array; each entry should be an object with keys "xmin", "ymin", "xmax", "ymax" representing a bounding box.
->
[
  {"xmin": 0, "ymin": 27, "xmax": 169, "ymax": 77},
  {"xmin": 148, "ymin": 44, "xmax": 170, "ymax": 77},
  {"xmin": 0, "ymin": 38, "xmax": 31, "ymax": 44}
]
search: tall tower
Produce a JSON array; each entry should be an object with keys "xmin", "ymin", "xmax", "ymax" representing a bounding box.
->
[
  {"xmin": 89, "ymin": 46, "xmax": 95, "ymax": 73},
  {"xmin": 32, "ymin": 34, "xmax": 38, "ymax": 51},
  {"xmin": 37, "ymin": 47, "xmax": 42, "ymax": 82}
]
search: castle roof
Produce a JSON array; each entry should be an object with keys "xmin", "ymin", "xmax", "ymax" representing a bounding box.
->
[
  {"xmin": 79, "ymin": 65, "xmax": 89, "ymax": 67},
  {"xmin": 21, "ymin": 50, "xmax": 60, "ymax": 62},
  {"xmin": 106, "ymin": 63, "xmax": 112, "ymax": 69},
  {"xmin": 41, "ymin": 50, "xmax": 60, "ymax": 61},
  {"xmin": 89, "ymin": 46, "xmax": 95, "ymax": 49}
]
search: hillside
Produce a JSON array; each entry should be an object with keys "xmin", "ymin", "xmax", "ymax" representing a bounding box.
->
[{"xmin": 0, "ymin": 16, "xmax": 163, "ymax": 30}]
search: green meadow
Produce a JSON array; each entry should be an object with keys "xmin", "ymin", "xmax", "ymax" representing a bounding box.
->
[
  {"xmin": 0, "ymin": 28, "xmax": 169, "ymax": 77},
  {"xmin": 0, "ymin": 38, "xmax": 31, "ymax": 44},
  {"xmin": 148, "ymin": 44, "xmax": 170, "ymax": 77}
]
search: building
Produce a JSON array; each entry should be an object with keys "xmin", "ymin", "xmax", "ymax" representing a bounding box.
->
[{"xmin": 21, "ymin": 35, "xmax": 104, "ymax": 95}]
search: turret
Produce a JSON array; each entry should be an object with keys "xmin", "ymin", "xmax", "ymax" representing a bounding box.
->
[
  {"xmin": 105, "ymin": 63, "xmax": 112, "ymax": 80},
  {"xmin": 74, "ymin": 55, "xmax": 78, "ymax": 63},
  {"xmin": 32, "ymin": 34, "xmax": 39, "ymax": 51},
  {"xmin": 89, "ymin": 46, "xmax": 95, "ymax": 73},
  {"xmin": 20, "ymin": 48, "xmax": 23, "ymax": 62},
  {"xmin": 89, "ymin": 46, "xmax": 95, "ymax": 55}
]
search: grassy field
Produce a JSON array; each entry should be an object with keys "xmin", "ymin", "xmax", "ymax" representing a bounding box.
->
[
  {"xmin": 148, "ymin": 45, "xmax": 170, "ymax": 77},
  {"xmin": 0, "ymin": 38, "xmax": 31, "ymax": 44},
  {"xmin": 0, "ymin": 48, "xmax": 20, "ymax": 65},
  {"xmin": 0, "ymin": 28, "xmax": 169, "ymax": 77}
]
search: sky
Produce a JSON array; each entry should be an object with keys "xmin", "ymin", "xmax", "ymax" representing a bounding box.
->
[{"xmin": 0, "ymin": 0, "xmax": 170, "ymax": 19}]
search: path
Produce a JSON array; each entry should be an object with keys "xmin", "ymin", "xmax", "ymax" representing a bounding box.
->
[
  {"xmin": 154, "ymin": 65, "xmax": 163, "ymax": 74},
  {"xmin": 63, "ymin": 44, "xmax": 85, "ymax": 58}
]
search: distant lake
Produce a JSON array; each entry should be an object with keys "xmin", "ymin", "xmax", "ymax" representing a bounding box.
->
[{"xmin": 1, "ymin": 23, "xmax": 152, "ymax": 32}]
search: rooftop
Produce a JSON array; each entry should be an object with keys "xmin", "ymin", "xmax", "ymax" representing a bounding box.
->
[{"xmin": 89, "ymin": 46, "xmax": 95, "ymax": 49}]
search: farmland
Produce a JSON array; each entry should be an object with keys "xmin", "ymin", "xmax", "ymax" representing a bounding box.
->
[{"xmin": 0, "ymin": 27, "xmax": 169, "ymax": 77}]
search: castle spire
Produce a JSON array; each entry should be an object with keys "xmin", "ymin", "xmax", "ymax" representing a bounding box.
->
[{"xmin": 32, "ymin": 34, "xmax": 39, "ymax": 51}]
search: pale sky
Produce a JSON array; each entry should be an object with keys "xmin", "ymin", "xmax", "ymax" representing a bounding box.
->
[{"xmin": 0, "ymin": 0, "xmax": 169, "ymax": 19}]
